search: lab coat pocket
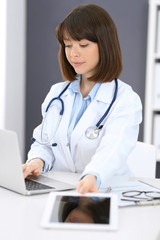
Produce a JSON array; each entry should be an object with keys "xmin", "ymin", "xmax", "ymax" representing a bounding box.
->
[{"xmin": 73, "ymin": 133, "xmax": 102, "ymax": 171}]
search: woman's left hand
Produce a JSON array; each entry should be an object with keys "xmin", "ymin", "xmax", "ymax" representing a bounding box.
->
[{"xmin": 76, "ymin": 174, "xmax": 98, "ymax": 194}]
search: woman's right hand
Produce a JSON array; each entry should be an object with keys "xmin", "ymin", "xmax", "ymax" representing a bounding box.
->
[
  {"xmin": 22, "ymin": 158, "xmax": 44, "ymax": 179},
  {"xmin": 76, "ymin": 174, "xmax": 98, "ymax": 194}
]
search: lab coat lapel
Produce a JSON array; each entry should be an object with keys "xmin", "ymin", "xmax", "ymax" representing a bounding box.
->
[
  {"xmin": 55, "ymin": 91, "xmax": 76, "ymax": 171},
  {"xmin": 70, "ymin": 100, "xmax": 98, "ymax": 153},
  {"xmin": 70, "ymin": 80, "xmax": 116, "ymax": 154}
]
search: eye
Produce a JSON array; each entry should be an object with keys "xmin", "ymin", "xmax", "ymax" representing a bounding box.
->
[
  {"xmin": 80, "ymin": 44, "xmax": 89, "ymax": 48},
  {"xmin": 65, "ymin": 44, "xmax": 72, "ymax": 48}
]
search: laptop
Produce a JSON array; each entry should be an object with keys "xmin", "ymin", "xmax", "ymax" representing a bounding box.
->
[{"xmin": 0, "ymin": 129, "xmax": 75, "ymax": 195}]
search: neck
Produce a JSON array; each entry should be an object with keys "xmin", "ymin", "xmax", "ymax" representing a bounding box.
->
[{"xmin": 80, "ymin": 77, "xmax": 96, "ymax": 98}]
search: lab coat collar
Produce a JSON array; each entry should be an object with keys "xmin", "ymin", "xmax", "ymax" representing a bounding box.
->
[
  {"xmin": 68, "ymin": 77, "xmax": 101, "ymax": 102},
  {"xmin": 96, "ymin": 80, "xmax": 117, "ymax": 103},
  {"xmin": 68, "ymin": 79, "xmax": 80, "ymax": 95},
  {"xmin": 63, "ymin": 77, "xmax": 118, "ymax": 104},
  {"xmin": 70, "ymin": 79, "xmax": 118, "ymax": 155}
]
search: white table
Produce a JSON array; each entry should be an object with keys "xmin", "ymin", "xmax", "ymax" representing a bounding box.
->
[{"xmin": 0, "ymin": 172, "xmax": 160, "ymax": 240}]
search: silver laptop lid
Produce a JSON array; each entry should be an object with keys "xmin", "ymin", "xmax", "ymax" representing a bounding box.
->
[
  {"xmin": 0, "ymin": 129, "xmax": 27, "ymax": 194},
  {"xmin": 0, "ymin": 129, "xmax": 75, "ymax": 195}
]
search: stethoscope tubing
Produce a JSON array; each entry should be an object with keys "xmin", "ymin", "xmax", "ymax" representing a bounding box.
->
[
  {"xmin": 95, "ymin": 78, "xmax": 118, "ymax": 128},
  {"xmin": 45, "ymin": 83, "xmax": 71, "ymax": 114},
  {"xmin": 32, "ymin": 78, "xmax": 118, "ymax": 145}
]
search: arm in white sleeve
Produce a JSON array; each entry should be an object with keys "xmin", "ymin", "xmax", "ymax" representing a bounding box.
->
[
  {"xmin": 26, "ymin": 86, "xmax": 58, "ymax": 171},
  {"xmin": 27, "ymin": 123, "xmax": 55, "ymax": 172},
  {"xmin": 81, "ymin": 90, "xmax": 142, "ymax": 188}
]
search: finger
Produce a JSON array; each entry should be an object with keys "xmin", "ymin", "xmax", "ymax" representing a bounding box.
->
[
  {"xmin": 23, "ymin": 165, "xmax": 31, "ymax": 178},
  {"xmin": 76, "ymin": 176, "xmax": 99, "ymax": 194},
  {"xmin": 22, "ymin": 164, "xmax": 30, "ymax": 178},
  {"xmin": 76, "ymin": 181, "xmax": 84, "ymax": 194},
  {"xmin": 76, "ymin": 180, "xmax": 90, "ymax": 194},
  {"xmin": 89, "ymin": 185, "xmax": 99, "ymax": 193},
  {"xmin": 23, "ymin": 163, "xmax": 37, "ymax": 179},
  {"xmin": 22, "ymin": 163, "xmax": 27, "ymax": 172},
  {"xmin": 32, "ymin": 170, "xmax": 40, "ymax": 176}
]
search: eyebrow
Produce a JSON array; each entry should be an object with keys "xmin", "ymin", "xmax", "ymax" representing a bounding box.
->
[
  {"xmin": 64, "ymin": 38, "xmax": 88, "ymax": 42},
  {"xmin": 63, "ymin": 38, "xmax": 71, "ymax": 41}
]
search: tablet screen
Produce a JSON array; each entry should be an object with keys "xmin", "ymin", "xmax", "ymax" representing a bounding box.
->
[{"xmin": 50, "ymin": 195, "xmax": 110, "ymax": 224}]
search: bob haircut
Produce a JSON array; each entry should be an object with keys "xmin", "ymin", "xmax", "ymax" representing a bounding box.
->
[
  {"xmin": 59, "ymin": 196, "xmax": 110, "ymax": 223},
  {"xmin": 56, "ymin": 4, "xmax": 122, "ymax": 83}
]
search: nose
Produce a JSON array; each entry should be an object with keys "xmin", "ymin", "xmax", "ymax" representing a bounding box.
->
[{"xmin": 70, "ymin": 45, "xmax": 79, "ymax": 57}]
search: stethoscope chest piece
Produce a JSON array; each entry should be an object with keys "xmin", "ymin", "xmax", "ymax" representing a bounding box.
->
[
  {"xmin": 85, "ymin": 126, "xmax": 100, "ymax": 139},
  {"xmin": 32, "ymin": 79, "xmax": 118, "ymax": 145}
]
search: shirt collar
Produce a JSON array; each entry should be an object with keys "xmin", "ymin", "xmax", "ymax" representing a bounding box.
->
[{"xmin": 68, "ymin": 75, "xmax": 101, "ymax": 101}]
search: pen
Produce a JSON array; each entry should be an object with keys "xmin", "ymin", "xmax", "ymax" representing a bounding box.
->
[
  {"xmin": 121, "ymin": 198, "xmax": 160, "ymax": 206},
  {"xmin": 136, "ymin": 199, "xmax": 160, "ymax": 206},
  {"xmin": 106, "ymin": 187, "xmax": 112, "ymax": 193}
]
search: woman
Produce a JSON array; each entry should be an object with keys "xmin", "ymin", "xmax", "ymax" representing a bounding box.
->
[
  {"xmin": 58, "ymin": 196, "xmax": 110, "ymax": 223},
  {"xmin": 23, "ymin": 4, "xmax": 142, "ymax": 193}
]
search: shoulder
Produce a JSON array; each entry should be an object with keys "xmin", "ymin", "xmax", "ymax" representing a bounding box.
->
[
  {"xmin": 99, "ymin": 79, "xmax": 142, "ymax": 124},
  {"xmin": 41, "ymin": 81, "xmax": 70, "ymax": 113},
  {"xmin": 116, "ymin": 79, "xmax": 142, "ymax": 107},
  {"xmin": 112, "ymin": 79, "xmax": 142, "ymax": 122},
  {"xmin": 45, "ymin": 81, "xmax": 70, "ymax": 100},
  {"xmin": 48, "ymin": 81, "xmax": 70, "ymax": 96},
  {"xmin": 97, "ymin": 79, "xmax": 142, "ymax": 106}
]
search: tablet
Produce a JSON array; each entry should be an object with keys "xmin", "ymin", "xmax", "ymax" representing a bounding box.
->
[{"xmin": 41, "ymin": 192, "xmax": 118, "ymax": 231}]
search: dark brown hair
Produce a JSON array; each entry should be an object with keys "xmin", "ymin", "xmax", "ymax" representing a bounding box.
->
[
  {"xmin": 59, "ymin": 196, "xmax": 110, "ymax": 223},
  {"xmin": 56, "ymin": 4, "xmax": 122, "ymax": 82}
]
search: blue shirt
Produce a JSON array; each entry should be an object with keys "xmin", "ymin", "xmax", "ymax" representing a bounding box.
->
[
  {"xmin": 67, "ymin": 78, "xmax": 100, "ymax": 144},
  {"xmin": 67, "ymin": 78, "xmax": 101, "ymax": 188},
  {"xmin": 43, "ymin": 77, "xmax": 101, "ymax": 188}
]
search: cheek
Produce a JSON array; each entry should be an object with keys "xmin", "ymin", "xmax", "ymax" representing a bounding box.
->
[
  {"xmin": 86, "ymin": 49, "xmax": 99, "ymax": 67},
  {"xmin": 65, "ymin": 209, "xmax": 94, "ymax": 223},
  {"xmin": 92, "ymin": 49, "xmax": 99, "ymax": 65},
  {"xmin": 65, "ymin": 49, "xmax": 70, "ymax": 62}
]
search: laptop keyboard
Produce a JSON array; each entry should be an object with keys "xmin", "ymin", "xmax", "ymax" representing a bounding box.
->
[{"xmin": 25, "ymin": 179, "xmax": 54, "ymax": 191}]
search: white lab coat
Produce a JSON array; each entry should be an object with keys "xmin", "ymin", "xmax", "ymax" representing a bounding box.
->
[{"xmin": 28, "ymin": 79, "xmax": 142, "ymax": 188}]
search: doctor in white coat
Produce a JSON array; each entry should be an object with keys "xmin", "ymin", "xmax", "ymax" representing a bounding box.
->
[{"xmin": 23, "ymin": 4, "xmax": 142, "ymax": 194}]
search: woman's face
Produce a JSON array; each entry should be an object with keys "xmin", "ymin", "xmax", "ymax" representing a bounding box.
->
[
  {"xmin": 64, "ymin": 36, "xmax": 99, "ymax": 80},
  {"xmin": 64, "ymin": 207, "xmax": 94, "ymax": 223}
]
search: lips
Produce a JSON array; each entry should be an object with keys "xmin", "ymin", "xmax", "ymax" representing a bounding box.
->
[{"xmin": 72, "ymin": 62, "xmax": 84, "ymax": 67}]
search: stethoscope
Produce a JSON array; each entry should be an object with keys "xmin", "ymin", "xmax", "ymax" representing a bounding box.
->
[{"xmin": 32, "ymin": 78, "xmax": 118, "ymax": 147}]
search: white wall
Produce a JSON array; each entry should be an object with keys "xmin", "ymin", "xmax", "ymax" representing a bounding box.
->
[
  {"xmin": 0, "ymin": 1, "xmax": 7, "ymax": 129},
  {"xmin": 0, "ymin": 0, "xmax": 26, "ymax": 158}
]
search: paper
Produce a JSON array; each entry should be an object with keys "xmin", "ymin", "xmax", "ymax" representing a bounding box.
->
[
  {"xmin": 100, "ymin": 176, "xmax": 160, "ymax": 207},
  {"xmin": 111, "ymin": 180, "xmax": 156, "ymax": 207},
  {"xmin": 138, "ymin": 178, "xmax": 160, "ymax": 190}
]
